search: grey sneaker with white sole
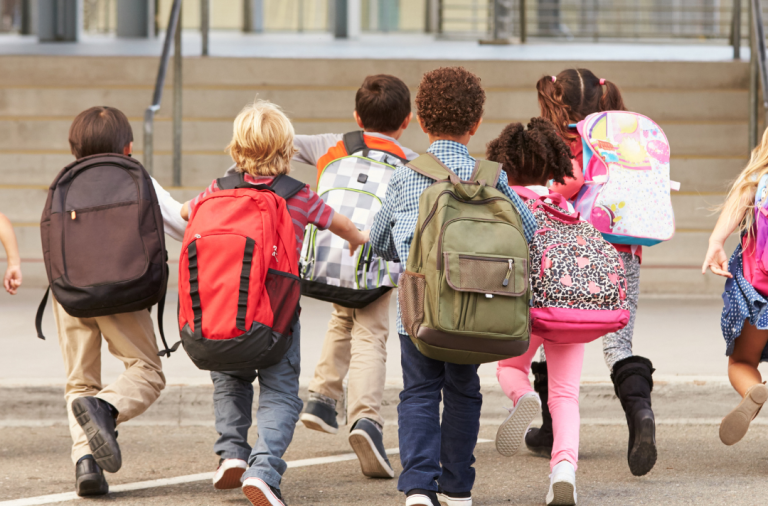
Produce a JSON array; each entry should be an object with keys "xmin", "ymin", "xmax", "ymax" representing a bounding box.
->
[
  {"xmin": 213, "ymin": 458, "xmax": 248, "ymax": 490},
  {"xmin": 496, "ymin": 391, "xmax": 541, "ymax": 457},
  {"xmin": 437, "ymin": 488, "xmax": 472, "ymax": 506},
  {"xmin": 300, "ymin": 399, "xmax": 339, "ymax": 435},
  {"xmin": 349, "ymin": 418, "xmax": 394, "ymax": 478}
]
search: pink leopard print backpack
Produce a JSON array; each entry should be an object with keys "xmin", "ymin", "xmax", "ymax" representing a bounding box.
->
[{"xmin": 513, "ymin": 187, "xmax": 630, "ymax": 344}]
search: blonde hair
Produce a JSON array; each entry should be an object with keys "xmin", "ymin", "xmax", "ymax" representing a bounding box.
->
[
  {"xmin": 723, "ymin": 127, "xmax": 768, "ymax": 235},
  {"xmin": 226, "ymin": 100, "xmax": 297, "ymax": 176}
]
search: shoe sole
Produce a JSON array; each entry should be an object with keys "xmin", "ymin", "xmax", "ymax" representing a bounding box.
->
[
  {"xmin": 242, "ymin": 480, "xmax": 283, "ymax": 506},
  {"xmin": 496, "ymin": 394, "xmax": 540, "ymax": 457},
  {"xmin": 71, "ymin": 399, "xmax": 121, "ymax": 474},
  {"xmin": 548, "ymin": 481, "xmax": 576, "ymax": 506},
  {"xmin": 76, "ymin": 473, "xmax": 109, "ymax": 497},
  {"xmin": 300, "ymin": 413, "xmax": 339, "ymax": 435},
  {"xmin": 720, "ymin": 383, "xmax": 768, "ymax": 446},
  {"xmin": 213, "ymin": 464, "xmax": 247, "ymax": 490},
  {"xmin": 628, "ymin": 414, "xmax": 657, "ymax": 477},
  {"xmin": 348, "ymin": 430, "xmax": 395, "ymax": 479},
  {"xmin": 437, "ymin": 493, "xmax": 473, "ymax": 506}
]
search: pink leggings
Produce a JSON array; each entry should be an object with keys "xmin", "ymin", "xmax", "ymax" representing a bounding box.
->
[{"xmin": 497, "ymin": 334, "xmax": 585, "ymax": 471}]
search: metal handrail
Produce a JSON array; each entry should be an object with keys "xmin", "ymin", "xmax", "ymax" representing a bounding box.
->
[
  {"xmin": 143, "ymin": 0, "xmax": 182, "ymax": 178},
  {"xmin": 750, "ymin": 0, "xmax": 768, "ymax": 149}
]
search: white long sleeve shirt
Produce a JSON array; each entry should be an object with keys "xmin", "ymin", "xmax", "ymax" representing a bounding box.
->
[{"xmin": 151, "ymin": 177, "xmax": 187, "ymax": 242}]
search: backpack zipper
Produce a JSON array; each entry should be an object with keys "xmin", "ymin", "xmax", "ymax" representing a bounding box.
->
[
  {"xmin": 503, "ymin": 259, "xmax": 514, "ymax": 287},
  {"xmin": 420, "ymin": 192, "xmax": 510, "ymax": 234},
  {"xmin": 436, "ymin": 217, "xmax": 522, "ymax": 269}
]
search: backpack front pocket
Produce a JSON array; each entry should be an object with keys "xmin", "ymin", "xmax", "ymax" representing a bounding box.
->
[{"xmin": 440, "ymin": 252, "xmax": 528, "ymax": 335}]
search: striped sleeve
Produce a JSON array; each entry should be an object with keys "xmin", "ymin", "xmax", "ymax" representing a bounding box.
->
[{"xmin": 300, "ymin": 186, "xmax": 335, "ymax": 230}]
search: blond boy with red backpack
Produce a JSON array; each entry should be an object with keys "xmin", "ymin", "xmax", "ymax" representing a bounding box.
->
[{"xmin": 180, "ymin": 100, "xmax": 367, "ymax": 506}]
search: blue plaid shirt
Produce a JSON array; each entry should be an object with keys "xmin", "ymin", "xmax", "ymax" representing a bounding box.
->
[{"xmin": 370, "ymin": 140, "xmax": 537, "ymax": 335}]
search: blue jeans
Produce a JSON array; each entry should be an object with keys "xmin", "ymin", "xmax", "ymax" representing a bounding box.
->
[
  {"xmin": 397, "ymin": 334, "xmax": 482, "ymax": 495},
  {"xmin": 210, "ymin": 320, "xmax": 302, "ymax": 490}
]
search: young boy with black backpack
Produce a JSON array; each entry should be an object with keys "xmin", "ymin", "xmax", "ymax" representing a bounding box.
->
[
  {"xmin": 370, "ymin": 67, "xmax": 537, "ymax": 506},
  {"xmin": 180, "ymin": 100, "xmax": 368, "ymax": 506},
  {"xmin": 40, "ymin": 106, "xmax": 187, "ymax": 497},
  {"xmin": 293, "ymin": 74, "xmax": 417, "ymax": 480}
]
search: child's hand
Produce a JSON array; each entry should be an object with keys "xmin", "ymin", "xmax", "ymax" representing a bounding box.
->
[
  {"xmin": 702, "ymin": 241, "xmax": 732, "ymax": 278},
  {"xmin": 348, "ymin": 230, "xmax": 370, "ymax": 256},
  {"xmin": 3, "ymin": 264, "xmax": 21, "ymax": 295}
]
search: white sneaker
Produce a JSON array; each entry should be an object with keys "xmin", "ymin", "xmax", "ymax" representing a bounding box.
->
[
  {"xmin": 242, "ymin": 477, "xmax": 285, "ymax": 506},
  {"xmin": 406, "ymin": 494, "xmax": 436, "ymax": 506},
  {"xmin": 546, "ymin": 461, "xmax": 577, "ymax": 506},
  {"xmin": 496, "ymin": 391, "xmax": 541, "ymax": 457},
  {"xmin": 212, "ymin": 458, "xmax": 247, "ymax": 490},
  {"xmin": 436, "ymin": 490, "xmax": 472, "ymax": 506}
]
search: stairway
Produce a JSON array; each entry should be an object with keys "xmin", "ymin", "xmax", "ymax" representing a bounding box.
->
[{"xmin": 0, "ymin": 55, "xmax": 749, "ymax": 293}]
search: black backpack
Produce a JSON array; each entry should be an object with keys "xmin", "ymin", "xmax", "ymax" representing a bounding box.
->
[{"xmin": 35, "ymin": 154, "xmax": 176, "ymax": 356}]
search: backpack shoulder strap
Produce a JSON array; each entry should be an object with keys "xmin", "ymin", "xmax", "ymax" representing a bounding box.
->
[
  {"xmin": 470, "ymin": 159, "xmax": 502, "ymax": 187},
  {"xmin": 343, "ymin": 131, "xmax": 367, "ymax": 156},
  {"xmin": 407, "ymin": 153, "xmax": 460, "ymax": 184},
  {"xmin": 343, "ymin": 131, "xmax": 410, "ymax": 165},
  {"xmin": 216, "ymin": 172, "xmax": 247, "ymax": 190},
  {"xmin": 270, "ymin": 174, "xmax": 306, "ymax": 200}
]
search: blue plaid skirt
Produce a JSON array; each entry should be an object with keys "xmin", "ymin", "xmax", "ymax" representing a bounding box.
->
[{"xmin": 721, "ymin": 243, "xmax": 768, "ymax": 361}]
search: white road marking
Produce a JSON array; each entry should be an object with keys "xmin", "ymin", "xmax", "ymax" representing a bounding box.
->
[{"xmin": 0, "ymin": 440, "xmax": 493, "ymax": 506}]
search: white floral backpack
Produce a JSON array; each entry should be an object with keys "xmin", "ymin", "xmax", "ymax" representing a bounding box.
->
[
  {"xmin": 513, "ymin": 187, "xmax": 630, "ymax": 344},
  {"xmin": 573, "ymin": 111, "xmax": 679, "ymax": 247}
]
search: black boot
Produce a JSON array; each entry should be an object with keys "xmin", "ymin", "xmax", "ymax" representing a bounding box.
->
[
  {"xmin": 524, "ymin": 361, "xmax": 554, "ymax": 457},
  {"xmin": 76, "ymin": 455, "xmax": 109, "ymax": 497},
  {"xmin": 611, "ymin": 356, "xmax": 657, "ymax": 476}
]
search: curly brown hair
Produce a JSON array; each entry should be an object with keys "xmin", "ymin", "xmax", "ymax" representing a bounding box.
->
[
  {"xmin": 486, "ymin": 117, "xmax": 574, "ymax": 186},
  {"xmin": 416, "ymin": 67, "xmax": 485, "ymax": 136}
]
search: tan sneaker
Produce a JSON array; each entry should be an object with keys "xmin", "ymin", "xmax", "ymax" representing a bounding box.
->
[{"xmin": 720, "ymin": 383, "xmax": 768, "ymax": 446}]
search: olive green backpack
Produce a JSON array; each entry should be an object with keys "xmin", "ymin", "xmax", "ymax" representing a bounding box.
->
[{"xmin": 399, "ymin": 154, "xmax": 531, "ymax": 364}]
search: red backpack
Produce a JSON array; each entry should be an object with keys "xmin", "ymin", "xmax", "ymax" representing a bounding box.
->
[{"xmin": 178, "ymin": 174, "xmax": 304, "ymax": 371}]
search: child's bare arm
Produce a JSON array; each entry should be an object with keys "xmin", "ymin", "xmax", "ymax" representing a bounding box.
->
[
  {"xmin": 0, "ymin": 213, "xmax": 22, "ymax": 294},
  {"xmin": 181, "ymin": 201, "xmax": 190, "ymax": 221},
  {"xmin": 703, "ymin": 191, "xmax": 753, "ymax": 278},
  {"xmin": 328, "ymin": 213, "xmax": 368, "ymax": 256}
]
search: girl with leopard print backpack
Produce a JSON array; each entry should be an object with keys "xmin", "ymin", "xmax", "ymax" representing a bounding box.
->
[{"xmin": 488, "ymin": 118, "xmax": 629, "ymax": 506}]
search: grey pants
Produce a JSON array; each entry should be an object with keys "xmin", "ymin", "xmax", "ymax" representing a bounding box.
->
[
  {"xmin": 539, "ymin": 251, "xmax": 640, "ymax": 372},
  {"xmin": 210, "ymin": 320, "xmax": 303, "ymax": 489}
]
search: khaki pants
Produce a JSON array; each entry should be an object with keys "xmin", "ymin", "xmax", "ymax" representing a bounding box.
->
[
  {"xmin": 308, "ymin": 290, "xmax": 391, "ymax": 427},
  {"xmin": 52, "ymin": 299, "xmax": 166, "ymax": 464}
]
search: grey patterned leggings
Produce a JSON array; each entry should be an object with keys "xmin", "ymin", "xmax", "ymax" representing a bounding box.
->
[{"xmin": 539, "ymin": 251, "xmax": 641, "ymax": 372}]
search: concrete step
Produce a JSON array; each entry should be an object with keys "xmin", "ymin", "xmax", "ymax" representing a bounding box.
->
[
  {"xmin": 0, "ymin": 56, "xmax": 749, "ymax": 90},
  {"xmin": 0, "ymin": 117, "xmax": 749, "ymax": 158},
  {"xmin": 0, "ymin": 87, "xmax": 748, "ymax": 123}
]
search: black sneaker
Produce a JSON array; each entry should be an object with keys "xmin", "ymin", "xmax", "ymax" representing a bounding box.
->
[
  {"xmin": 348, "ymin": 418, "xmax": 394, "ymax": 479},
  {"xmin": 437, "ymin": 487, "xmax": 472, "ymax": 506},
  {"xmin": 75, "ymin": 455, "xmax": 109, "ymax": 497},
  {"xmin": 242, "ymin": 477, "xmax": 286, "ymax": 505},
  {"xmin": 300, "ymin": 399, "xmax": 339, "ymax": 434},
  {"xmin": 71, "ymin": 397, "xmax": 122, "ymax": 473},
  {"xmin": 406, "ymin": 489, "xmax": 439, "ymax": 506}
]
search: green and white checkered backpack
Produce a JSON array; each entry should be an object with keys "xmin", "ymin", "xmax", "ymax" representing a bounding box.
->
[{"xmin": 300, "ymin": 132, "xmax": 408, "ymax": 308}]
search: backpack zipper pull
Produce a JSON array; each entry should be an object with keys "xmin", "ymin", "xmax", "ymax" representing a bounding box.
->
[
  {"xmin": 71, "ymin": 210, "xmax": 76, "ymax": 220},
  {"xmin": 502, "ymin": 259, "xmax": 514, "ymax": 287}
]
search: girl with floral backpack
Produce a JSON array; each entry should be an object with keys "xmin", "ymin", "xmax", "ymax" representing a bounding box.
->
[
  {"xmin": 489, "ymin": 118, "xmax": 629, "ymax": 506},
  {"xmin": 531, "ymin": 69, "xmax": 660, "ymax": 479}
]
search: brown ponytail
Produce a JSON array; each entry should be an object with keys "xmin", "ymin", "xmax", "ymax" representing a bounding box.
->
[
  {"xmin": 536, "ymin": 76, "xmax": 577, "ymax": 142},
  {"xmin": 598, "ymin": 79, "xmax": 626, "ymax": 112}
]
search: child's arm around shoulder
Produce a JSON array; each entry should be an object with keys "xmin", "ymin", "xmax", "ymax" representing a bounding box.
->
[
  {"xmin": 702, "ymin": 189, "xmax": 755, "ymax": 278},
  {"xmin": 293, "ymin": 134, "xmax": 343, "ymax": 167},
  {"xmin": 0, "ymin": 212, "xmax": 21, "ymax": 294},
  {"xmin": 495, "ymin": 170, "xmax": 537, "ymax": 243}
]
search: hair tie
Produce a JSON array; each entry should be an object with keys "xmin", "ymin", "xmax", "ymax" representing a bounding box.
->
[
  {"xmin": 599, "ymin": 78, "xmax": 606, "ymax": 85},
  {"xmin": 551, "ymin": 76, "xmax": 557, "ymax": 83}
]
